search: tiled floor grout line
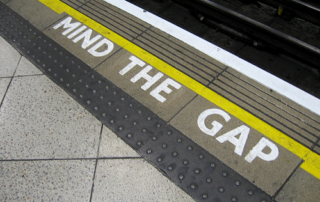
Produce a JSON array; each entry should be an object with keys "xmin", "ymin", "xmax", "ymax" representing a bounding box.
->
[
  {"xmin": 13, "ymin": 73, "xmax": 44, "ymax": 78},
  {"xmin": 89, "ymin": 123, "xmax": 104, "ymax": 202},
  {"xmin": 0, "ymin": 76, "xmax": 12, "ymax": 79},
  {"xmin": 272, "ymin": 160, "xmax": 304, "ymax": 199},
  {"xmin": 92, "ymin": 47, "xmax": 122, "ymax": 70},
  {"xmin": 167, "ymin": 94, "xmax": 198, "ymax": 124},
  {"xmin": 0, "ymin": 54, "xmax": 21, "ymax": 109},
  {"xmin": 0, "ymin": 157, "xmax": 143, "ymax": 162},
  {"xmin": 208, "ymin": 66, "xmax": 229, "ymax": 87}
]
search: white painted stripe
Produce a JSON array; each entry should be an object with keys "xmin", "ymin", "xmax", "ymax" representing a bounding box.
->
[{"xmin": 104, "ymin": 0, "xmax": 320, "ymax": 116}]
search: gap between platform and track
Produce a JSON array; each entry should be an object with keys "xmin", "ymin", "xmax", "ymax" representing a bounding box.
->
[{"xmin": 39, "ymin": 0, "xmax": 320, "ymax": 180}]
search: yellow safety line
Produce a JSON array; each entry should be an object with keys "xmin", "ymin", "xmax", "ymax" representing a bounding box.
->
[{"xmin": 39, "ymin": 0, "xmax": 320, "ymax": 179}]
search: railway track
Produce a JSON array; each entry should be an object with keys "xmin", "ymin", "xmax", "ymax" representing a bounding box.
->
[
  {"xmin": 127, "ymin": 0, "xmax": 320, "ymax": 99},
  {"xmin": 174, "ymin": 0, "xmax": 320, "ymax": 69}
]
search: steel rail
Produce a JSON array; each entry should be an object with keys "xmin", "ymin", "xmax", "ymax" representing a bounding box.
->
[
  {"xmin": 270, "ymin": 0, "xmax": 320, "ymax": 15},
  {"xmin": 259, "ymin": 0, "xmax": 320, "ymax": 25},
  {"xmin": 199, "ymin": 0, "xmax": 320, "ymax": 56},
  {"xmin": 174, "ymin": 0, "xmax": 320, "ymax": 68}
]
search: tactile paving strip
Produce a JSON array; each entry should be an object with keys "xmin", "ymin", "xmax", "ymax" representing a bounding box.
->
[{"xmin": 0, "ymin": 3, "xmax": 273, "ymax": 201}]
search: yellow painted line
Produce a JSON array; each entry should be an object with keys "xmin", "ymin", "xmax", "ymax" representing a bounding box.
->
[{"xmin": 39, "ymin": 0, "xmax": 320, "ymax": 179}]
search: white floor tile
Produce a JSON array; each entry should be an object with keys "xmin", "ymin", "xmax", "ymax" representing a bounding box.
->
[
  {"xmin": 99, "ymin": 125, "xmax": 140, "ymax": 158},
  {"xmin": 92, "ymin": 159, "xmax": 194, "ymax": 202},
  {"xmin": 0, "ymin": 75, "xmax": 101, "ymax": 159},
  {"xmin": 0, "ymin": 36, "xmax": 20, "ymax": 77},
  {"xmin": 0, "ymin": 78, "xmax": 10, "ymax": 103},
  {"xmin": 0, "ymin": 160, "xmax": 95, "ymax": 201},
  {"xmin": 15, "ymin": 56, "xmax": 42, "ymax": 76}
]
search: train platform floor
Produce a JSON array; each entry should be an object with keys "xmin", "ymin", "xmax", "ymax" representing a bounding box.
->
[{"xmin": 0, "ymin": 0, "xmax": 319, "ymax": 201}]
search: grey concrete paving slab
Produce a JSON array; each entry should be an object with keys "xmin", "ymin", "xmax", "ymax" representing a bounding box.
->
[
  {"xmin": 96, "ymin": 49, "xmax": 197, "ymax": 121},
  {"xmin": 276, "ymin": 168, "xmax": 320, "ymax": 202},
  {"xmin": 0, "ymin": 75, "xmax": 101, "ymax": 159},
  {"xmin": 0, "ymin": 160, "xmax": 95, "ymax": 201},
  {"xmin": 6, "ymin": 0, "xmax": 67, "ymax": 31},
  {"xmin": 170, "ymin": 95, "xmax": 301, "ymax": 195},
  {"xmin": 0, "ymin": 36, "xmax": 21, "ymax": 77},
  {"xmin": 99, "ymin": 125, "xmax": 140, "ymax": 158},
  {"xmin": 15, "ymin": 56, "xmax": 43, "ymax": 76},
  {"xmin": 91, "ymin": 159, "xmax": 195, "ymax": 202},
  {"xmin": 0, "ymin": 78, "xmax": 10, "ymax": 103},
  {"xmin": 44, "ymin": 15, "xmax": 122, "ymax": 69}
]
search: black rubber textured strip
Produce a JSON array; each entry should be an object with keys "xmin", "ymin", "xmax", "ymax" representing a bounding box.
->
[{"xmin": 0, "ymin": 3, "xmax": 274, "ymax": 202}]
